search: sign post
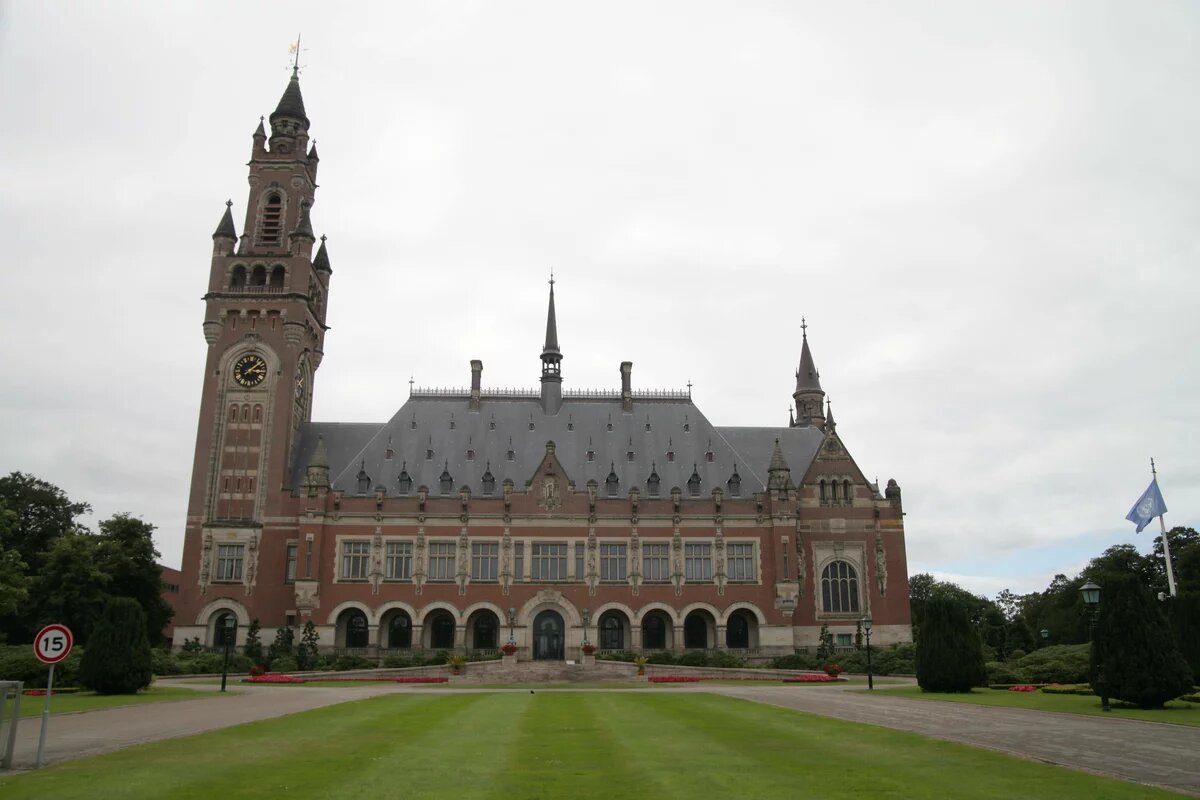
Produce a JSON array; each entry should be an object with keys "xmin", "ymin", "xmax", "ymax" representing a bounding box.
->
[{"xmin": 33, "ymin": 623, "xmax": 73, "ymax": 769}]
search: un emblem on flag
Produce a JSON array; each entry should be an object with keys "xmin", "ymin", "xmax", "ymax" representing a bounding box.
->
[{"xmin": 1137, "ymin": 498, "xmax": 1156, "ymax": 517}]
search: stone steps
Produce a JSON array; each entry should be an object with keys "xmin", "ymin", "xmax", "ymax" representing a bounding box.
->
[{"xmin": 450, "ymin": 658, "xmax": 641, "ymax": 684}]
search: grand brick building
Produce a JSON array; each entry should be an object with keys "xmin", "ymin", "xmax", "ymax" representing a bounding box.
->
[{"xmin": 171, "ymin": 69, "xmax": 912, "ymax": 659}]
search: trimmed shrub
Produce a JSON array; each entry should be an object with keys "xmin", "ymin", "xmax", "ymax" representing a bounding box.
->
[
  {"xmin": 1167, "ymin": 592, "xmax": 1200, "ymax": 681},
  {"xmin": 270, "ymin": 655, "xmax": 299, "ymax": 672},
  {"xmin": 80, "ymin": 597, "xmax": 153, "ymax": 694},
  {"xmin": 597, "ymin": 650, "xmax": 637, "ymax": 663},
  {"xmin": 1015, "ymin": 644, "xmax": 1089, "ymax": 684},
  {"xmin": 0, "ymin": 644, "xmax": 84, "ymax": 688},
  {"xmin": 645, "ymin": 651, "xmax": 677, "ymax": 665},
  {"xmin": 332, "ymin": 655, "xmax": 374, "ymax": 671},
  {"xmin": 1090, "ymin": 572, "xmax": 1194, "ymax": 709},
  {"xmin": 986, "ymin": 661, "xmax": 1024, "ymax": 685},
  {"xmin": 770, "ymin": 653, "xmax": 821, "ymax": 671},
  {"xmin": 916, "ymin": 593, "xmax": 986, "ymax": 692}
]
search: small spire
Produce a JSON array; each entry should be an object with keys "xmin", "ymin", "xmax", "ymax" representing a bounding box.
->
[
  {"xmin": 542, "ymin": 272, "xmax": 560, "ymax": 356},
  {"xmin": 212, "ymin": 199, "xmax": 237, "ymax": 241},
  {"xmin": 767, "ymin": 438, "xmax": 793, "ymax": 491},
  {"xmin": 309, "ymin": 435, "xmax": 329, "ymax": 468},
  {"xmin": 795, "ymin": 322, "xmax": 822, "ymax": 393},
  {"xmin": 312, "ymin": 235, "xmax": 332, "ymax": 273},
  {"xmin": 308, "ymin": 141, "xmax": 320, "ymax": 161},
  {"xmin": 826, "ymin": 399, "xmax": 836, "ymax": 431},
  {"xmin": 254, "ymin": 117, "xmax": 266, "ymax": 138},
  {"xmin": 291, "ymin": 201, "xmax": 315, "ymax": 241}
]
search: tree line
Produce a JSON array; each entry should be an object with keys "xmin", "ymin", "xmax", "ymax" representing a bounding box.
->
[{"xmin": 0, "ymin": 472, "xmax": 173, "ymax": 647}]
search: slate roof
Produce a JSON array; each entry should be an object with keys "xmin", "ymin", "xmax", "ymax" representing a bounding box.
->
[
  {"xmin": 270, "ymin": 69, "xmax": 309, "ymax": 127},
  {"xmin": 289, "ymin": 394, "xmax": 826, "ymax": 497}
]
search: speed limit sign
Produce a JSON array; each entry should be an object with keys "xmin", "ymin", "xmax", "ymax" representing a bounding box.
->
[{"xmin": 34, "ymin": 624, "xmax": 74, "ymax": 665}]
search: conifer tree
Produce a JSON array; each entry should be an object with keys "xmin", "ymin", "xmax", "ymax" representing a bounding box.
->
[
  {"xmin": 916, "ymin": 592, "xmax": 986, "ymax": 692},
  {"xmin": 243, "ymin": 619, "xmax": 263, "ymax": 664},
  {"xmin": 1089, "ymin": 572, "xmax": 1193, "ymax": 709},
  {"xmin": 297, "ymin": 620, "xmax": 320, "ymax": 669},
  {"xmin": 80, "ymin": 597, "xmax": 152, "ymax": 694}
]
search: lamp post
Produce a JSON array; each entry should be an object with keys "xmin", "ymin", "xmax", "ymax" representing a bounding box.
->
[
  {"xmin": 581, "ymin": 607, "xmax": 591, "ymax": 647},
  {"xmin": 1079, "ymin": 580, "xmax": 1108, "ymax": 712},
  {"xmin": 1040, "ymin": 628, "xmax": 1049, "ymax": 642},
  {"xmin": 507, "ymin": 607, "xmax": 516, "ymax": 644},
  {"xmin": 861, "ymin": 615, "xmax": 874, "ymax": 690},
  {"xmin": 219, "ymin": 615, "xmax": 237, "ymax": 693}
]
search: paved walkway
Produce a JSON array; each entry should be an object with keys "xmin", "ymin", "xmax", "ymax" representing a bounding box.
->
[
  {"xmin": 706, "ymin": 684, "xmax": 1200, "ymax": 797},
  {"xmin": 4, "ymin": 680, "xmax": 1198, "ymax": 796}
]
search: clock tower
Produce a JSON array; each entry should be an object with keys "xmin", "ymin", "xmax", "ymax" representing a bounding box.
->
[{"xmin": 181, "ymin": 67, "xmax": 331, "ymax": 597}]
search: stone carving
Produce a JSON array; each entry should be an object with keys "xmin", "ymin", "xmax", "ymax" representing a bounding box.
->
[
  {"xmin": 456, "ymin": 528, "xmax": 470, "ymax": 596},
  {"xmin": 538, "ymin": 475, "xmax": 562, "ymax": 512},
  {"xmin": 795, "ymin": 530, "xmax": 807, "ymax": 596},
  {"xmin": 586, "ymin": 529, "xmax": 598, "ymax": 596},
  {"xmin": 629, "ymin": 528, "xmax": 641, "ymax": 597},
  {"xmin": 294, "ymin": 580, "xmax": 320, "ymax": 611},
  {"xmin": 500, "ymin": 528, "xmax": 512, "ymax": 596},
  {"xmin": 413, "ymin": 528, "xmax": 426, "ymax": 595},
  {"xmin": 369, "ymin": 530, "xmax": 384, "ymax": 595},
  {"xmin": 774, "ymin": 582, "xmax": 800, "ymax": 616},
  {"xmin": 243, "ymin": 532, "xmax": 259, "ymax": 595},
  {"xmin": 671, "ymin": 528, "xmax": 683, "ymax": 597},
  {"xmin": 875, "ymin": 534, "xmax": 888, "ymax": 596},
  {"xmin": 713, "ymin": 526, "xmax": 727, "ymax": 597},
  {"xmin": 198, "ymin": 531, "xmax": 213, "ymax": 595}
]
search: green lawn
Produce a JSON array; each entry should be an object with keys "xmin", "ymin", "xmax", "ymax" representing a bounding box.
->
[
  {"xmin": 878, "ymin": 685, "xmax": 1200, "ymax": 726},
  {"xmin": 0, "ymin": 692, "xmax": 1178, "ymax": 799},
  {"xmin": 13, "ymin": 685, "xmax": 209, "ymax": 718}
]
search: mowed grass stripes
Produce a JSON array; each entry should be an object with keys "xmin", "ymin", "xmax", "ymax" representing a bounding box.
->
[{"xmin": 0, "ymin": 692, "xmax": 1178, "ymax": 799}]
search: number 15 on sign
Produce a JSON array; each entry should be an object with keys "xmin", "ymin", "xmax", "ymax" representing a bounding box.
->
[{"xmin": 33, "ymin": 623, "xmax": 74, "ymax": 768}]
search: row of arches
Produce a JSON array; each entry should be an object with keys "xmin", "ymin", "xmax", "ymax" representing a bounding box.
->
[{"xmin": 230, "ymin": 264, "xmax": 285, "ymax": 290}]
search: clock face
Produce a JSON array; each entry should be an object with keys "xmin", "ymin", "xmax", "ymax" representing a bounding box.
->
[{"xmin": 233, "ymin": 354, "xmax": 268, "ymax": 388}]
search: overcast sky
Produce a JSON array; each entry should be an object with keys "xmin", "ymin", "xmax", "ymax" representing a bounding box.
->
[{"xmin": 1, "ymin": 1, "xmax": 1196, "ymax": 598}]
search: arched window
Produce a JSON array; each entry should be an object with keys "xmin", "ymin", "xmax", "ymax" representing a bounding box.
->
[
  {"xmin": 397, "ymin": 465, "xmax": 412, "ymax": 494},
  {"xmin": 269, "ymin": 265, "xmax": 285, "ymax": 288},
  {"xmin": 819, "ymin": 479, "xmax": 828, "ymax": 506},
  {"xmin": 472, "ymin": 613, "xmax": 498, "ymax": 650},
  {"xmin": 726, "ymin": 613, "xmax": 749, "ymax": 649},
  {"xmin": 684, "ymin": 612, "xmax": 709, "ymax": 649},
  {"xmin": 429, "ymin": 612, "xmax": 456, "ymax": 650},
  {"xmin": 821, "ymin": 560, "xmax": 860, "ymax": 614},
  {"xmin": 230, "ymin": 265, "xmax": 247, "ymax": 289},
  {"xmin": 228, "ymin": 404, "xmax": 239, "ymax": 422},
  {"xmin": 642, "ymin": 614, "xmax": 666, "ymax": 650},
  {"xmin": 687, "ymin": 466, "xmax": 701, "ymax": 497},
  {"xmin": 727, "ymin": 468, "xmax": 741, "ymax": 497},
  {"xmin": 344, "ymin": 609, "xmax": 368, "ymax": 648},
  {"xmin": 843, "ymin": 480, "xmax": 852, "ymax": 505},
  {"xmin": 258, "ymin": 193, "xmax": 284, "ymax": 247},
  {"xmin": 213, "ymin": 612, "xmax": 237, "ymax": 646},
  {"xmin": 253, "ymin": 405, "xmax": 263, "ymax": 424},
  {"xmin": 600, "ymin": 613, "xmax": 624, "ymax": 650},
  {"xmin": 646, "ymin": 467, "xmax": 660, "ymax": 497},
  {"xmin": 481, "ymin": 466, "xmax": 495, "ymax": 496},
  {"xmin": 439, "ymin": 464, "xmax": 453, "ymax": 495},
  {"xmin": 250, "ymin": 265, "xmax": 267, "ymax": 286},
  {"xmin": 388, "ymin": 612, "xmax": 412, "ymax": 648}
]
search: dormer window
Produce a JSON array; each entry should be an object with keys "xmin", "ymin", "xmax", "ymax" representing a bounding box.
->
[
  {"xmin": 398, "ymin": 464, "xmax": 412, "ymax": 494},
  {"xmin": 605, "ymin": 466, "xmax": 619, "ymax": 497},
  {"xmin": 667, "ymin": 451, "xmax": 675, "ymax": 463},
  {"xmin": 687, "ymin": 466, "xmax": 701, "ymax": 497},
  {"xmin": 385, "ymin": 448, "xmax": 394, "ymax": 460},
  {"xmin": 439, "ymin": 463, "xmax": 453, "ymax": 494},
  {"xmin": 626, "ymin": 451, "xmax": 635, "ymax": 462},
  {"xmin": 481, "ymin": 464, "xmax": 495, "ymax": 495},
  {"xmin": 587, "ymin": 450, "xmax": 595, "ymax": 462},
  {"xmin": 356, "ymin": 464, "xmax": 371, "ymax": 495},
  {"xmin": 705, "ymin": 450, "xmax": 714, "ymax": 462},
  {"xmin": 426, "ymin": 448, "xmax": 434, "ymax": 460},
  {"xmin": 647, "ymin": 465, "xmax": 660, "ymax": 497},
  {"xmin": 507, "ymin": 449, "xmax": 515, "ymax": 461},
  {"xmin": 727, "ymin": 468, "xmax": 742, "ymax": 497},
  {"xmin": 467, "ymin": 449, "xmax": 475, "ymax": 461}
]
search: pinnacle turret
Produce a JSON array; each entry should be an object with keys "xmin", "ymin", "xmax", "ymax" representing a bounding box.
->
[
  {"xmin": 270, "ymin": 68, "xmax": 309, "ymax": 128},
  {"xmin": 539, "ymin": 274, "xmax": 563, "ymax": 415},
  {"xmin": 792, "ymin": 317, "xmax": 826, "ymax": 431},
  {"xmin": 212, "ymin": 200, "xmax": 237, "ymax": 241},
  {"xmin": 767, "ymin": 438, "xmax": 794, "ymax": 492},
  {"xmin": 313, "ymin": 235, "xmax": 332, "ymax": 273}
]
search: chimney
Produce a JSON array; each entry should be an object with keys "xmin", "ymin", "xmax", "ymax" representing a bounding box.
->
[
  {"xmin": 469, "ymin": 359, "xmax": 482, "ymax": 410},
  {"xmin": 620, "ymin": 361, "xmax": 633, "ymax": 412}
]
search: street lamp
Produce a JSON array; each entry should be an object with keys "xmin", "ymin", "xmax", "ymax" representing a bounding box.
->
[
  {"xmin": 1078, "ymin": 581, "xmax": 1106, "ymax": 711},
  {"xmin": 219, "ymin": 615, "xmax": 237, "ymax": 693},
  {"xmin": 507, "ymin": 607, "xmax": 516, "ymax": 644},
  {"xmin": 581, "ymin": 607, "xmax": 591, "ymax": 647},
  {"xmin": 861, "ymin": 615, "xmax": 874, "ymax": 690},
  {"xmin": 1040, "ymin": 628, "xmax": 1050, "ymax": 643}
]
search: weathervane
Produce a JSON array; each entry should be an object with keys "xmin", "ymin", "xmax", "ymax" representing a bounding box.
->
[
  {"xmin": 288, "ymin": 34, "xmax": 307, "ymax": 74},
  {"xmin": 549, "ymin": 269, "xmax": 555, "ymax": 288}
]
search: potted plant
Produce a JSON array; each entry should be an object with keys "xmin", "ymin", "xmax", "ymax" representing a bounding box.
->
[
  {"xmin": 447, "ymin": 654, "xmax": 467, "ymax": 675},
  {"xmin": 501, "ymin": 641, "xmax": 518, "ymax": 656},
  {"xmin": 635, "ymin": 655, "xmax": 648, "ymax": 676},
  {"xmin": 823, "ymin": 662, "xmax": 843, "ymax": 678},
  {"xmin": 581, "ymin": 642, "xmax": 597, "ymax": 655}
]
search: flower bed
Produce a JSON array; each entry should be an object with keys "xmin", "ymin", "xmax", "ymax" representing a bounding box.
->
[
  {"xmin": 242, "ymin": 674, "xmax": 450, "ymax": 685},
  {"xmin": 647, "ymin": 674, "xmax": 843, "ymax": 684},
  {"xmin": 1008, "ymin": 685, "xmax": 1039, "ymax": 692},
  {"xmin": 782, "ymin": 674, "xmax": 842, "ymax": 683},
  {"xmin": 648, "ymin": 676, "xmax": 704, "ymax": 683},
  {"xmin": 22, "ymin": 687, "xmax": 81, "ymax": 696}
]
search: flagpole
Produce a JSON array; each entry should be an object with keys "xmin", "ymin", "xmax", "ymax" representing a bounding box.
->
[{"xmin": 1151, "ymin": 458, "xmax": 1178, "ymax": 598}]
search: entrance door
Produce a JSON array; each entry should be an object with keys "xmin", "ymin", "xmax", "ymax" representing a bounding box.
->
[{"xmin": 532, "ymin": 610, "xmax": 564, "ymax": 660}]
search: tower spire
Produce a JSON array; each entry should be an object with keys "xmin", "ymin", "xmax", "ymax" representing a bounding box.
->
[
  {"xmin": 792, "ymin": 316, "xmax": 826, "ymax": 431},
  {"xmin": 539, "ymin": 272, "xmax": 563, "ymax": 415}
]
